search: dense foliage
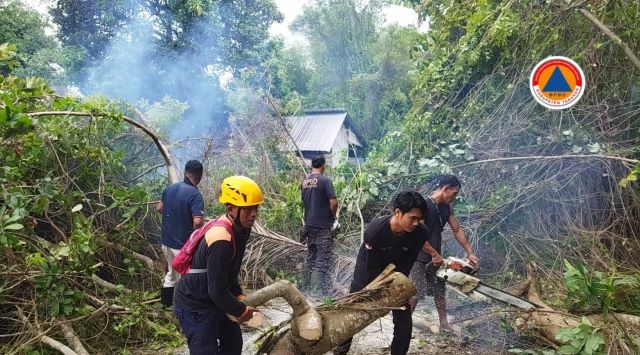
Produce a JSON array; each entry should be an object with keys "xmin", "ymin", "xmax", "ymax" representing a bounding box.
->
[
  {"xmin": 1, "ymin": 0, "xmax": 639, "ymax": 352},
  {"xmin": 0, "ymin": 70, "xmax": 183, "ymax": 352}
]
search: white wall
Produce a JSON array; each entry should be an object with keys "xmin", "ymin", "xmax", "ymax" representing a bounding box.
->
[{"xmin": 330, "ymin": 126, "xmax": 350, "ymax": 167}]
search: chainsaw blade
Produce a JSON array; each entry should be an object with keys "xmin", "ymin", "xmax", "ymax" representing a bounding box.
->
[{"xmin": 474, "ymin": 284, "xmax": 537, "ymax": 310}]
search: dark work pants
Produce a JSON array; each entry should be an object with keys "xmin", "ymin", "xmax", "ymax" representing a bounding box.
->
[
  {"xmin": 174, "ymin": 305, "xmax": 242, "ymax": 355},
  {"xmin": 333, "ymin": 266, "xmax": 413, "ymax": 355},
  {"xmin": 302, "ymin": 226, "xmax": 334, "ymax": 294}
]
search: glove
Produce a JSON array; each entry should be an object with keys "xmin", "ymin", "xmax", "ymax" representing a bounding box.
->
[{"xmin": 331, "ymin": 219, "xmax": 341, "ymax": 234}]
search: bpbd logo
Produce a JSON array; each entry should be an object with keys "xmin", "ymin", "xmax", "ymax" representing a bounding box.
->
[{"xmin": 530, "ymin": 56, "xmax": 585, "ymax": 110}]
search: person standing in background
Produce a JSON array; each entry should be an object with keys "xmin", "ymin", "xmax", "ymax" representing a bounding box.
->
[
  {"xmin": 300, "ymin": 155, "xmax": 339, "ymax": 296},
  {"xmin": 157, "ymin": 160, "xmax": 205, "ymax": 307}
]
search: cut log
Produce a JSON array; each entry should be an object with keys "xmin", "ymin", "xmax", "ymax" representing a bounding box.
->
[
  {"xmin": 246, "ymin": 264, "xmax": 416, "ymax": 355},
  {"xmin": 512, "ymin": 262, "xmax": 640, "ymax": 353}
]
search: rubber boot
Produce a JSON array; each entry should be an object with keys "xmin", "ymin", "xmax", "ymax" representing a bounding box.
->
[
  {"xmin": 308, "ymin": 271, "xmax": 323, "ymax": 299},
  {"xmin": 160, "ymin": 287, "xmax": 174, "ymax": 308}
]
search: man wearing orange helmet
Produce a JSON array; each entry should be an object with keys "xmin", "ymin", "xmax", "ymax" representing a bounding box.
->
[{"xmin": 173, "ymin": 176, "xmax": 263, "ymax": 354}]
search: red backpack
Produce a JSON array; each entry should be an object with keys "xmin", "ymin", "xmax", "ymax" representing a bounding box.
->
[{"xmin": 171, "ymin": 217, "xmax": 235, "ymax": 275}]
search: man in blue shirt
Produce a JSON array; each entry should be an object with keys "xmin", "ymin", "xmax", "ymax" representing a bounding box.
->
[{"xmin": 157, "ymin": 160, "xmax": 205, "ymax": 307}]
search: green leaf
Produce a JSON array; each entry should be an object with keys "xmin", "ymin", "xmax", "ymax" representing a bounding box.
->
[
  {"xmin": 587, "ymin": 142, "xmax": 600, "ymax": 153},
  {"xmin": 584, "ymin": 333, "xmax": 604, "ymax": 354},
  {"xmin": 71, "ymin": 204, "xmax": 83, "ymax": 212},
  {"xmin": 55, "ymin": 245, "xmax": 70, "ymax": 257},
  {"xmin": 3, "ymin": 223, "xmax": 24, "ymax": 230},
  {"xmin": 50, "ymin": 301, "xmax": 60, "ymax": 316},
  {"xmin": 63, "ymin": 305, "xmax": 74, "ymax": 315},
  {"xmin": 556, "ymin": 344, "xmax": 578, "ymax": 354},
  {"xmin": 581, "ymin": 316, "xmax": 594, "ymax": 327}
]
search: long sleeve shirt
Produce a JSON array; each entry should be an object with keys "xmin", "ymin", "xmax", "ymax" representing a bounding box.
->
[{"xmin": 174, "ymin": 215, "xmax": 248, "ymax": 317}]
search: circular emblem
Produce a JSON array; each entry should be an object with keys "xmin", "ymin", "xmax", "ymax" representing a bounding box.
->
[{"xmin": 530, "ymin": 56, "xmax": 585, "ymax": 110}]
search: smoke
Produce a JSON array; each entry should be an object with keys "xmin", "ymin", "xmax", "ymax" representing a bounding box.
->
[{"xmin": 81, "ymin": 2, "xmax": 229, "ymax": 145}]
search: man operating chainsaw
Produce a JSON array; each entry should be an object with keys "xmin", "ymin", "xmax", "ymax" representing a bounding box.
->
[{"xmin": 409, "ymin": 174, "xmax": 479, "ymax": 332}]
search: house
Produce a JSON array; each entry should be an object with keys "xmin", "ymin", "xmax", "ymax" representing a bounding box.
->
[{"xmin": 286, "ymin": 109, "xmax": 366, "ymax": 167}]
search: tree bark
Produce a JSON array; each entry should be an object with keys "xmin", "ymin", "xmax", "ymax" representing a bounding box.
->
[
  {"xmin": 246, "ymin": 264, "xmax": 416, "ymax": 355},
  {"xmin": 511, "ymin": 263, "xmax": 640, "ymax": 352},
  {"xmin": 58, "ymin": 316, "xmax": 90, "ymax": 355}
]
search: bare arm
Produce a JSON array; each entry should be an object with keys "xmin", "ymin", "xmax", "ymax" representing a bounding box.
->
[
  {"xmin": 421, "ymin": 241, "xmax": 444, "ymax": 266},
  {"xmin": 421, "ymin": 241, "xmax": 438, "ymax": 257},
  {"xmin": 449, "ymin": 213, "xmax": 478, "ymax": 264},
  {"xmin": 156, "ymin": 200, "xmax": 163, "ymax": 213},
  {"xmin": 193, "ymin": 216, "xmax": 204, "ymax": 229},
  {"xmin": 329, "ymin": 197, "xmax": 338, "ymax": 219}
]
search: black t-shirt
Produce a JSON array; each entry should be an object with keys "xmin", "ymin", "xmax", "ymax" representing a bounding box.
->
[
  {"xmin": 160, "ymin": 178, "xmax": 205, "ymax": 249},
  {"xmin": 301, "ymin": 173, "xmax": 336, "ymax": 228},
  {"xmin": 350, "ymin": 215, "xmax": 429, "ymax": 292},
  {"xmin": 416, "ymin": 198, "xmax": 451, "ymax": 263}
]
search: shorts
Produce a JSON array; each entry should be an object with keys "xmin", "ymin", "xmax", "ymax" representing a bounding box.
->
[{"xmin": 410, "ymin": 260, "xmax": 446, "ymax": 299}]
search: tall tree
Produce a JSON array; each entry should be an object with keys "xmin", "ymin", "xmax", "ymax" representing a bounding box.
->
[
  {"xmin": 283, "ymin": 0, "xmax": 422, "ymax": 141},
  {"xmin": 51, "ymin": 0, "xmax": 282, "ymax": 138},
  {"xmin": 0, "ymin": 1, "xmax": 85, "ymax": 83},
  {"xmin": 51, "ymin": 0, "xmax": 132, "ymax": 64},
  {"xmin": 292, "ymin": 0, "xmax": 378, "ymax": 106}
]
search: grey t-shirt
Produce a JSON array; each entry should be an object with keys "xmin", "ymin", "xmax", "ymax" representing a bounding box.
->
[{"xmin": 301, "ymin": 173, "xmax": 336, "ymax": 228}]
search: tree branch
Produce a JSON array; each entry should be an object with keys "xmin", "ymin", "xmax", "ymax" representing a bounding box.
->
[
  {"xmin": 244, "ymin": 280, "xmax": 323, "ymax": 341},
  {"xmin": 91, "ymin": 274, "xmax": 132, "ymax": 294},
  {"xmin": 126, "ymin": 163, "xmax": 165, "ymax": 184},
  {"xmin": 27, "ymin": 111, "xmax": 179, "ymax": 184},
  {"xmin": 563, "ymin": 0, "xmax": 640, "ymax": 70},
  {"xmin": 266, "ymin": 95, "xmax": 309, "ymax": 175},
  {"xmin": 58, "ymin": 317, "xmax": 89, "ymax": 355},
  {"xmin": 106, "ymin": 242, "xmax": 156, "ymax": 271},
  {"xmin": 17, "ymin": 307, "xmax": 78, "ymax": 355},
  {"xmin": 451, "ymin": 153, "xmax": 639, "ymax": 169}
]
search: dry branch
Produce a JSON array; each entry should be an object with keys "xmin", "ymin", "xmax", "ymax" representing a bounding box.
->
[
  {"xmin": 562, "ymin": 0, "xmax": 640, "ymax": 71},
  {"xmin": 91, "ymin": 274, "xmax": 132, "ymax": 294},
  {"xmin": 58, "ymin": 317, "xmax": 89, "ymax": 355},
  {"xmin": 106, "ymin": 242, "xmax": 156, "ymax": 270},
  {"xmin": 266, "ymin": 95, "xmax": 308, "ymax": 175},
  {"xmin": 17, "ymin": 307, "xmax": 78, "ymax": 355},
  {"xmin": 513, "ymin": 263, "xmax": 640, "ymax": 352}
]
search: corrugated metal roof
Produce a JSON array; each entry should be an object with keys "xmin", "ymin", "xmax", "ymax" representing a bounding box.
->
[{"xmin": 286, "ymin": 111, "xmax": 348, "ymax": 152}]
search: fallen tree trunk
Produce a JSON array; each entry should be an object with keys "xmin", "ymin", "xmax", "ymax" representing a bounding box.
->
[
  {"xmin": 511, "ymin": 263, "xmax": 639, "ymax": 353},
  {"xmin": 245, "ymin": 264, "xmax": 416, "ymax": 355}
]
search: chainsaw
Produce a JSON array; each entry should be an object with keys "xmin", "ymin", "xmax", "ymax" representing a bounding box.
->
[{"xmin": 436, "ymin": 257, "xmax": 537, "ymax": 310}]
